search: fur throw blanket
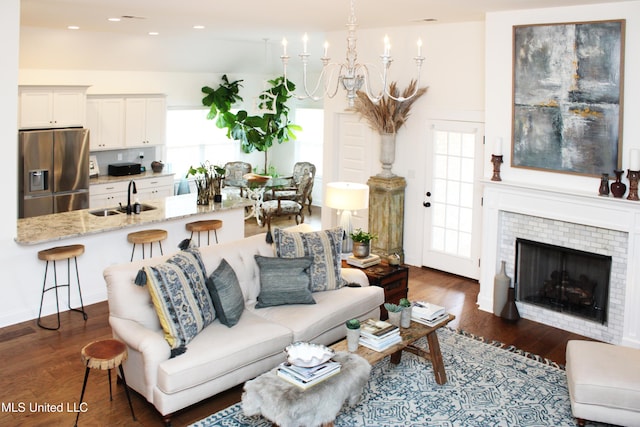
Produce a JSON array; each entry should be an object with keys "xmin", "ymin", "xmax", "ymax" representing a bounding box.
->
[{"xmin": 242, "ymin": 351, "xmax": 371, "ymax": 427}]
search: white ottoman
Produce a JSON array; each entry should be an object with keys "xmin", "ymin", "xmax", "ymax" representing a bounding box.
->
[{"xmin": 566, "ymin": 340, "xmax": 640, "ymax": 427}]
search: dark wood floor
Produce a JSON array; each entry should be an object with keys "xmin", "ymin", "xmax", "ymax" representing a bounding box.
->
[{"xmin": 0, "ymin": 208, "xmax": 591, "ymax": 426}]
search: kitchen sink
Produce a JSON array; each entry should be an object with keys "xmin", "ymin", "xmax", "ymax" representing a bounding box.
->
[
  {"xmin": 89, "ymin": 209, "xmax": 121, "ymax": 217},
  {"xmin": 116, "ymin": 203, "xmax": 157, "ymax": 213}
]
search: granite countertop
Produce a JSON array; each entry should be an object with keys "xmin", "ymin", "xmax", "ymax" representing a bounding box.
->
[
  {"xmin": 16, "ymin": 193, "xmax": 252, "ymax": 246},
  {"xmin": 89, "ymin": 171, "xmax": 175, "ymax": 185}
]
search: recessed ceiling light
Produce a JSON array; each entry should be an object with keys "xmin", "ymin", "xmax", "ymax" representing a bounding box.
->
[
  {"xmin": 148, "ymin": 32, "xmax": 159, "ymax": 36},
  {"xmin": 108, "ymin": 17, "xmax": 121, "ymax": 22},
  {"xmin": 193, "ymin": 25, "xmax": 205, "ymax": 30},
  {"xmin": 67, "ymin": 25, "xmax": 80, "ymax": 30}
]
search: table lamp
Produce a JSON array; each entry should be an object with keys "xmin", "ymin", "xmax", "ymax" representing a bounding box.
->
[{"xmin": 325, "ymin": 182, "xmax": 369, "ymax": 257}]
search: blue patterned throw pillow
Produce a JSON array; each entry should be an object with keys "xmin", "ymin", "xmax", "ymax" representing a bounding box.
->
[
  {"xmin": 273, "ymin": 227, "xmax": 344, "ymax": 292},
  {"xmin": 144, "ymin": 248, "xmax": 215, "ymax": 351}
]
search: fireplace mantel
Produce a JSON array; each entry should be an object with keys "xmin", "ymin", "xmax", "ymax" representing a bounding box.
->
[{"xmin": 480, "ymin": 180, "xmax": 640, "ymax": 348}]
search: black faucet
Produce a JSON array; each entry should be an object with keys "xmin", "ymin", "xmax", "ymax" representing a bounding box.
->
[{"xmin": 126, "ymin": 180, "xmax": 137, "ymax": 215}]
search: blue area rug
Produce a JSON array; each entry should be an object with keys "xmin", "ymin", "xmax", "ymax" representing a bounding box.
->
[{"xmin": 191, "ymin": 327, "xmax": 606, "ymax": 427}]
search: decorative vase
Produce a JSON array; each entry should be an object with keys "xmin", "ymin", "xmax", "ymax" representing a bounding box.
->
[
  {"xmin": 610, "ymin": 170, "xmax": 626, "ymax": 198},
  {"xmin": 387, "ymin": 310, "xmax": 401, "ymax": 327},
  {"xmin": 346, "ymin": 327, "xmax": 360, "ymax": 352},
  {"xmin": 378, "ymin": 132, "xmax": 396, "ymax": 178},
  {"xmin": 400, "ymin": 307, "xmax": 411, "ymax": 328},
  {"xmin": 598, "ymin": 173, "xmax": 610, "ymax": 196},
  {"xmin": 500, "ymin": 287, "xmax": 520, "ymax": 322},
  {"xmin": 352, "ymin": 241, "xmax": 370, "ymax": 258},
  {"xmin": 196, "ymin": 181, "xmax": 210, "ymax": 205},
  {"xmin": 493, "ymin": 260, "xmax": 510, "ymax": 316}
]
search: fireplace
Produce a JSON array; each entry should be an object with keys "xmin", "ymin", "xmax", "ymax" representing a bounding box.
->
[{"xmin": 515, "ymin": 238, "xmax": 612, "ymax": 324}]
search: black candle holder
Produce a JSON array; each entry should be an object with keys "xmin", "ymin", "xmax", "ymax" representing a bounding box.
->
[
  {"xmin": 491, "ymin": 155, "xmax": 503, "ymax": 182},
  {"xmin": 627, "ymin": 170, "xmax": 640, "ymax": 201}
]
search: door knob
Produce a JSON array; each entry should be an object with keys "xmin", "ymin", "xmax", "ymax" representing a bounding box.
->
[{"xmin": 423, "ymin": 201, "xmax": 431, "ymax": 207}]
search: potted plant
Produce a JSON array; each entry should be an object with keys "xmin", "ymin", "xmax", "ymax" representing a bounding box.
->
[
  {"xmin": 186, "ymin": 162, "xmax": 225, "ymax": 204},
  {"xmin": 384, "ymin": 302, "xmax": 403, "ymax": 327},
  {"xmin": 399, "ymin": 298, "xmax": 412, "ymax": 328},
  {"xmin": 349, "ymin": 228, "xmax": 377, "ymax": 258},
  {"xmin": 202, "ymin": 75, "xmax": 302, "ymax": 173},
  {"xmin": 345, "ymin": 318, "xmax": 361, "ymax": 352}
]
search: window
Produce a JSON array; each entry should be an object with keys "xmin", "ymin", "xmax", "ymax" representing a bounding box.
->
[
  {"xmin": 165, "ymin": 108, "xmax": 240, "ymax": 177},
  {"xmin": 294, "ymin": 108, "xmax": 324, "ymax": 177}
]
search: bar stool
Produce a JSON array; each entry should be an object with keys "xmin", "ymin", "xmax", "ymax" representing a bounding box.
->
[
  {"xmin": 37, "ymin": 244, "xmax": 88, "ymax": 330},
  {"xmin": 75, "ymin": 339, "xmax": 136, "ymax": 426},
  {"xmin": 127, "ymin": 229, "xmax": 167, "ymax": 261},
  {"xmin": 185, "ymin": 219, "xmax": 223, "ymax": 246}
]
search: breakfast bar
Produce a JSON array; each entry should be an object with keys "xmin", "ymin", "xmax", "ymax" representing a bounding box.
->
[{"xmin": 11, "ymin": 193, "xmax": 253, "ymax": 326}]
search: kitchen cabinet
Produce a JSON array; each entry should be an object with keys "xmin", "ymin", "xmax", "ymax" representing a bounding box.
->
[
  {"xmin": 135, "ymin": 175, "xmax": 174, "ymax": 201},
  {"xmin": 19, "ymin": 86, "xmax": 89, "ymax": 129},
  {"xmin": 86, "ymin": 96, "xmax": 125, "ymax": 150},
  {"xmin": 124, "ymin": 96, "xmax": 166, "ymax": 147},
  {"xmin": 89, "ymin": 181, "xmax": 129, "ymax": 209},
  {"xmin": 89, "ymin": 175, "xmax": 174, "ymax": 209}
]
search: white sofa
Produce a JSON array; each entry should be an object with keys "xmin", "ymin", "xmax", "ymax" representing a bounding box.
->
[{"xmin": 104, "ymin": 226, "xmax": 384, "ymax": 425}]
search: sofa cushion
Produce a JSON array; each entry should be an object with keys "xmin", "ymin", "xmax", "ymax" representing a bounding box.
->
[
  {"xmin": 273, "ymin": 227, "xmax": 344, "ymax": 292},
  {"xmin": 206, "ymin": 258, "xmax": 245, "ymax": 327},
  {"xmin": 254, "ymin": 255, "xmax": 315, "ymax": 308},
  {"xmin": 157, "ymin": 310, "xmax": 293, "ymax": 394},
  {"xmin": 144, "ymin": 248, "xmax": 215, "ymax": 349},
  {"xmin": 248, "ymin": 285, "xmax": 384, "ymax": 343}
]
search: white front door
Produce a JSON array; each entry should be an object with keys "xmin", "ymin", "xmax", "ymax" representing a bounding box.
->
[{"xmin": 421, "ymin": 120, "xmax": 484, "ymax": 280}]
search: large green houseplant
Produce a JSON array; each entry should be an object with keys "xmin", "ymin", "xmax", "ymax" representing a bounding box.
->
[{"xmin": 202, "ymin": 75, "xmax": 301, "ymax": 173}]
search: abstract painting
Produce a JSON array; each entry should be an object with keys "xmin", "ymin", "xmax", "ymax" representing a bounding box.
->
[{"xmin": 512, "ymin": 20, "xmax": 625, "ymax": 176}]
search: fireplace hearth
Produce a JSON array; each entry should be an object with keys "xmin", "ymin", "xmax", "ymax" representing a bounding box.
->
[{"xmin": 515, "ymin": 238, "xmax": 611, "ymax": 324}]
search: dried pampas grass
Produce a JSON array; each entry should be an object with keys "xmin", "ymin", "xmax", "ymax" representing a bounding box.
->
[{"xmin": 352, "ymin": 80, "xmax": 428, "ymax": 134}]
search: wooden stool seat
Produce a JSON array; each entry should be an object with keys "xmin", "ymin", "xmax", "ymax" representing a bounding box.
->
[
  {"xmin": 76, "ymin": 339, "xmax": 136, "ymax": 425},
  {"xmin": 127, "ymin": 229, "xmax": 167, "ymax": 260},
  {"xmin": 81, "ymin": 339, "xmax": 128, "ymax": 370},
  {"xmin": 37, "ymin": 244, "xmax": 87, "ymax": 330},
  {"xmin": 127, "ymin": 229, "xmax": 168, "ymax": 245},
  {"xmin": 38, "ymin": 244, "xmax": 85, "ymax": 261},
  {"xmin": 185, "ymin": 219, "xmax": 223, "ymax": 246}
]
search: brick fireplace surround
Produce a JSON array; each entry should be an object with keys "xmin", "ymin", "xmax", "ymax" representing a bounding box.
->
[{"xmin": 480, "ymin": 181, "xmax": 640, "ymax": 348}]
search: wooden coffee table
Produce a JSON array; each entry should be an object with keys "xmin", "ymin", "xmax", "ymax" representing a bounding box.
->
[{"xmin": 331, "ymin": 314, "xmax": 455, "ymax": 385}]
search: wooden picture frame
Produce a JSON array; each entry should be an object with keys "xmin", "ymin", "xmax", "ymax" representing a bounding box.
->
[{"xmin": 512, "ymin": 20, "xmax": 625, "ymax": 177}]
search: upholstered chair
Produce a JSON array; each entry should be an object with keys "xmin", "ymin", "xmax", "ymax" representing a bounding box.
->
[
  {"xmin": 265, "ymin": 162, "xmax": 316, "ymax": 213},
  {"xmin": 261, "ymin": 175, "xmax": 313, "ymax": 237},
  {"xmin": 223, "ymin": 161, "xmax": 252, "ymax": 197}
]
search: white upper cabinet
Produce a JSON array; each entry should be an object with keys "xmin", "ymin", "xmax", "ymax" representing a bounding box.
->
[
  {"xmin": 19, "ymin": 86, "xmax": 89, "ymax": 129},
  {"xmin": 125, "ymin": 96, "xmax": 166, "ymax": 147},
  {"xmin": 86, "ymin": 96, "xmax": 125, "ymax": 150}
]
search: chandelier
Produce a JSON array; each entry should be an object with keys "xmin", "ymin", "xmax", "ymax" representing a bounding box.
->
[{"xmin": 280, "ymin": 0, "xmax": 425, "ymax": 107}]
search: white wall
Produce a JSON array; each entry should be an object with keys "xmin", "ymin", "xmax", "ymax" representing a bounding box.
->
[
  {"xmin": 485, "ymin": 1, "xmax": 640, "ymax": 191},
  {"xmin": 322, "ymin": 21, "xmax": 486, "ymax": 266}
]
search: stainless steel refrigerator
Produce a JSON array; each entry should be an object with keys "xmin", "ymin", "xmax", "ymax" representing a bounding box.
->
[{"xmin": 18, "ymin": 128, "xmax": 90, "ymax": 218}]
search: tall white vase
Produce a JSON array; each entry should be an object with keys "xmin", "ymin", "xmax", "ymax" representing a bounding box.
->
[{"xmin": 378, "ymin": 132, "xmax": 396, "ymax": 178}]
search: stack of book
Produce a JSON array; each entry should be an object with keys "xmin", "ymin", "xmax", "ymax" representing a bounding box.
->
[
  {"xmin": 346, "ymin": 253, "xmax": 381, "ymax": 268},
  {"xmin": 276, "ymin": 360, "xmax": 341, "ymax": 390},
  {"xmin": 411, "ymin": 301, "xmax": 449, "ymax": 327},
  {"xmin": 358, "ymin": 318, "xmax": 402, "ymax": 351}
]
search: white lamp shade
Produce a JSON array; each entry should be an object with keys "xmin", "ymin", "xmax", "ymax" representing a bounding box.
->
[{"xmin": 325, "ymin": 182, "xmax": 369, "ymax": 211}]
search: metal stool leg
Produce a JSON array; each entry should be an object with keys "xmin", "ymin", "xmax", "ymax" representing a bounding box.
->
[
  {"xmin": 67, "ymin": 257, "xmax": 88, "ymax": 320},
  {"xmin": 75, "ymin": 366, "xmax": 91, "ymax": 427},
  {"xmin": 130, "ymin": 244, "xmax": 136, "ymax": 262},
  {"xmin": 158, "ymin": 241, "xmax": 164, "ymax": 255},
  {"xmin": 119, "ymin": 365, "xmax": 137, "ymax": 421},
  {"xmin": 37, "ymin": 261, "xmax": 62, "ymax": 330},
  {"xmin": 108, "ymin": 368, "xmax": 113, "ymax": 401}
]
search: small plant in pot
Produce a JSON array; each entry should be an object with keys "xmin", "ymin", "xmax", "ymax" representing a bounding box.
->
[
  {"xmin": 349, "ymin": 229, "xmax": 377, "ymax": 258},
  {"xmin": 399, "ymin": 298, "xmax": 412, "ymax": 328},
  {"xmin": 384, "ymin": 302, "xmax": 403, "ymax": 327},
  {"xmin": 345, "ymin": 318, "xmax": 361, "ymax": 352}
]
